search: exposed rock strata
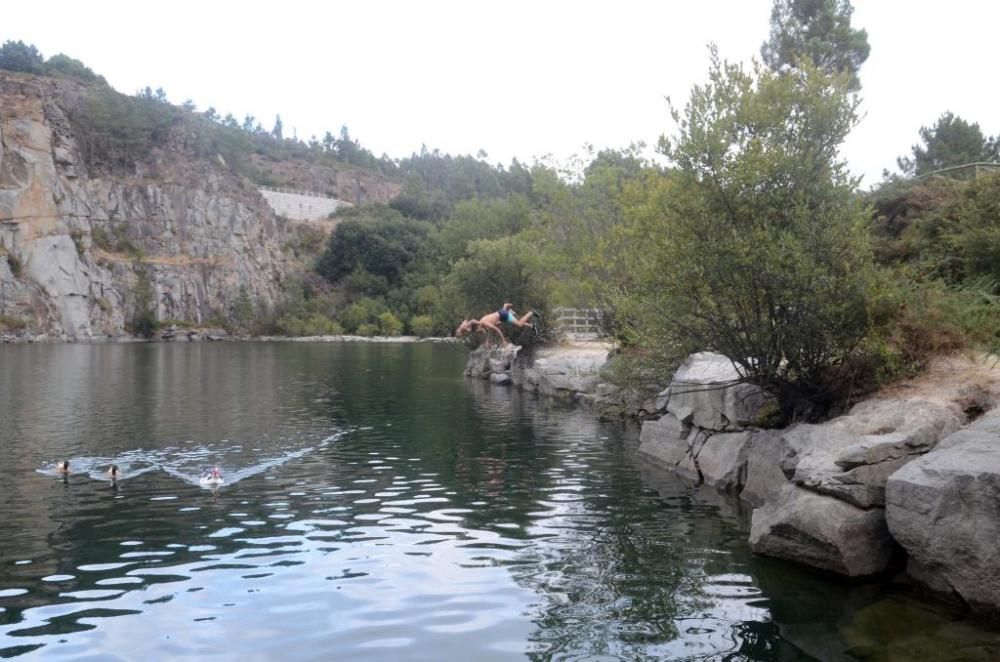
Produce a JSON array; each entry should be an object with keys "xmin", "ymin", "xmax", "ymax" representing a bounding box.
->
[
  {"xmin": 886, "ymin": 413, "xmax": 1000, "ymax": 618},
  {"xmin": 0, "ymin": 71, "xmax": 399, "ymax": 339}
]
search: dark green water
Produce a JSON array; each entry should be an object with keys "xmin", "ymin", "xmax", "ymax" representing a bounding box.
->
[{"xmin": 1, "ymin": 343, "xmax": 999, "ymax": 661}]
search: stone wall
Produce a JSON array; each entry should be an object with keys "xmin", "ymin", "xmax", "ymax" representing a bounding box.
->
[{"xmin": 258, "ymin": 187, "xmax": 352, "ymax": 221}]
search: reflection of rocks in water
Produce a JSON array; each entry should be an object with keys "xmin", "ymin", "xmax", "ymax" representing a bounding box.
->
[
  {"xmin": 749, "ymin": 554, "xmax": 880, "ymax": 662},
  {"xmin": 841, "ymin": 595, "xmax": 1000, "ymax": 661}
]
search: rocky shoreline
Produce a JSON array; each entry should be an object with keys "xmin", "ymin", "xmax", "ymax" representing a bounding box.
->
[{"xmin": 465, "ymin": 342, "xmax": 1000, "ymax": 620}]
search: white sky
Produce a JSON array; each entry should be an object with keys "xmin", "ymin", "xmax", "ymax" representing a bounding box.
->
[{"xmin": 5, "ymin": 1, "xmax": 998, "ymax": 187}]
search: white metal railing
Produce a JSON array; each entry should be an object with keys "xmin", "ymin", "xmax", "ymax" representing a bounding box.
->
[
  {"xmin": 552, "ymin": 307, "xmax": 606, "ymax": 339},
  {"xmin": 258, "ymin": 185, "xmax": 345, "ymax": 201},
  {"xmin": 920, "ymin": 162, "xmax": 1000, "ymax": 181}
]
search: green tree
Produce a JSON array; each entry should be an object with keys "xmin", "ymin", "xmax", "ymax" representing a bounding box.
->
[
  {"xmin": 761, "ymin": 0, "xmax": 870, "ymax": 90},
  {"xmin": 232, "ymin": 285, "xmax": 255, "ymax": 331},
  {"xmin": 44, "ymin": 53, "xmax": 103, "ymax": 82},
  {"xmin": 337, "ymin": 297, "xmax": 386, "ymax": 333},
  {"xmin": 315, "ymin": 207, "xmax": 434, "ymax": 287},
  {"xmin": 130, "ymin": 264, "xmax": 157, "ymax": 338},
  {"xmin": 897, "ymin": 112, "xmax": 999, "ymax": 177},
  {"xmin": 377, "ymin": 311, "xmax": 404, "ymax": 336},
  {"xmin": 272, "ymin": 114, "xmax": 283, "ymax": 140},
  {"xmin": 0, "ymin": 40, "xmax": 44, "ymax": 73},
  {"xmin": 410, "ymin": 314, "xmax": 434, "ymax": 337},
  {"xmin": 445, "ymin": 233, "xmax": 552, "ymax": 321},
  {"xmin": 635, "ymin": 50, "xmax": 872, "ymax": 412}
]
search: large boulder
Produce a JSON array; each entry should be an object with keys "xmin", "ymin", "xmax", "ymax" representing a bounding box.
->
[
  {"xmin": 746, "ymin": 398, "xmax": 962, "ymax": 577},
  {"xmin": 749, "ymin": 484, "xmax": 897, "ymax": 577},
  {"xmin": 511, "ymin": 342, "xmax": 609, "ymax": 398},
  {"xmin": 661, "ymin": 352, "xmax": 774, "ymax": 431},
  {"xmin": 779, "ymin": 398, "xmax": 963, "ymax": 509},
  {"xmin": 696, "ymin": 431, "xmax": 753, "ymax": 492},
  {"xmin": 464, "ymin": 344, "xmax": 519, "ymax": 379},
  {"xmin": 637, "ymin": 413, "xmax": 703, "ymax": 483},
  {"xmin": 639, "ymin": 415, "xmax": 760, "ymax": 492},
  {"xmin": 740, "ymin": 429, "xmax": 789, "ymax": 507},
  {"xmin": 886, "ymin": 415, "xmax": 1000, "ymax": 618}
]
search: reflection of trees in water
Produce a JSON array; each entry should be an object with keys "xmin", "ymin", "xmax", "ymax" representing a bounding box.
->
[{"xmin": 460, "ymin": 379, "xmax": 794, "ymax": 659}]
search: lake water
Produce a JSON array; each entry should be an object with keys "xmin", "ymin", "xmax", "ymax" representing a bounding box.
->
[{"xmin": 1, "ymin": 342, "xmax": 999, "ymax": 660}]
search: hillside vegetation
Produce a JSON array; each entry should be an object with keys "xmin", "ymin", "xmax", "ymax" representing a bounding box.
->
[{"xmin": 4, "ymin": 0, "xmax": 1000, "ymax": 422}]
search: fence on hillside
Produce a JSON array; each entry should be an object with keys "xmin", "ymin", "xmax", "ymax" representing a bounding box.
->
[
  {"xmin": 552, "ymin": 307, "xmax": 606, "ymax": 340},
  {"xmin": 920, "ymin": 162, "xmax": 1000, "ymax": 181}
]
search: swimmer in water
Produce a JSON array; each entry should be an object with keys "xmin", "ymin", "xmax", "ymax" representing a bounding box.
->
[
  {"xmin": 56, "ymin": 460, "xmax": 70, "ymax": 475},
  {"xmin": 107, "ymin": 464, "xmax": 120, "ymax": 481},
  {"xmin": 200, "ymin": 466, "xmax": 224, "ymax": 485}
]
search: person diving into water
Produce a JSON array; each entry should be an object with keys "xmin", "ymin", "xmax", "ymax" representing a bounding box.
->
[{"xmin": 456, "ymin": 303, "xmax": 540, "ymax": 345}]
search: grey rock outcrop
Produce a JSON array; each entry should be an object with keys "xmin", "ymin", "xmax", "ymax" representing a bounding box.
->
[
  {"xmin": 512, "ymin": 342, "xmax": 608, "ymax": 398},
  {"xmin": 661, "ymin": 352, "xmax": 774, "ymax": 430},
  {"xmin": 745, "ymin": 397, "xmax": 964, "ymax": 576},
  {"xmin": 465, "ymin": 341, "xmax": 616, "ymax": 404},
  {"xmin": 637, "ymin": 353, "xmax": 774, "ymax": 493},
  {"xmin": 634, "ymin": 351, "xmax": 983, "ymax": 579},
  {"xmin": 749, "ymin": 484, "xmax": 896, "ymax": 577},
  {"xmin": 464, "ymin": 343, "xmax": 520, "ymax": 379},
  {"xmin": 784, "ymin": 399, "xmax": 964, "ymax": 509},
  {"xmin": 886, "ymin": 413, "xmax": 1000, "ymax": 617}
]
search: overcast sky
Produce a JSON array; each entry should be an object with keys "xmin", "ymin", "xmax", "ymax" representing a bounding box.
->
[{"xmin": 5, "ymin": 1, "xmax": 997, "ymax": 187}]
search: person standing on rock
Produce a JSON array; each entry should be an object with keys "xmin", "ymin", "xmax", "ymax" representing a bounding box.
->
[{"xmin": 456, "ymin": 303, "xmax": 539, "ymax": 345}]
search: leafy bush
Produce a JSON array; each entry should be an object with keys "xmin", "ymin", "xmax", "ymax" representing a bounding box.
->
[
  {"xmin": 276, "ymin": 313, "xmax": 343, "ymax": 337},
  {"xmin": 0, "ymin": 314, "xmax": 27, "ymax": 332},
  {"xmin": 356, "ymin": 323, "xmax": 378, "ymax": 337},
  {"xmin": 410, "ymin": 314, "xmax": 434, "ymax": 337},
  {"xmin": 128, "ymin": 265, "xmax": 157, "ymax": 338},
  {"xmin": 377, "ymin": 311, "xmax": 404, "ymax": 336},
  {"xmin": 91, "ymin": 225, "xmax": 142, "ymax": 257},
  {"xmin": 337, "ymin": 297, "xmax": 386, "ymax": 333},
  {"xmin": 70, "ymin": 230, "xmax": 85, "ymax": 257},
  {"xmin": 44, "ymin": 53, "xmax": 104, "ymax": 82},
  {"xmin": 868, "ymin": 269, "xmax": 1000, "ymax": 374},
  {"xmin": 315, "ymin": 206, "xmax": 433, "ymax": 286},
  {"xmin": 283, "ymin": 224, "xmax": 327, "ymax": 259}
]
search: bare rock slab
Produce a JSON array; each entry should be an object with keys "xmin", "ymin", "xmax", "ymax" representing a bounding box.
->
[
  {"xmin": 750, "ymin": 484, "xmax": 897, "ymax": 577},
  {"xmin": 886, "ymin": 416, "xmax": 1000, "ymax": 618},
  {"xmin": 662, "ymin": 352, "xmax": 774, "ymax": 431}
]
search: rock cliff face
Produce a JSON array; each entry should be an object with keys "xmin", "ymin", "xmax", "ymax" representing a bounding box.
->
[{"xmin": 0, "ymin": 71, "xmax": 396, "ymax": 340}]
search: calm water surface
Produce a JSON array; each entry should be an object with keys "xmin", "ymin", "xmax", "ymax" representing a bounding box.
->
[{"xmin": 1, "ymin": 343, "xmax": 999, "ymax": 661}]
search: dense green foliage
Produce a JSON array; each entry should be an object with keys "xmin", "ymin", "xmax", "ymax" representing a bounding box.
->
[
  {"xmin": 761, "ymin": 0, "xmax": 869, "ymax": 90},
  {"xmin": 71, "ymin": 88, "xmax": 182, "ymax": 171},
  {"xmin": 0, "ymin": 40, "xmax": 103, "ymax": 81},
  {"xmin": 0, "ymin": 40, "xmax": 43, "ymax": 73},
  {"xmin": 896, "ymin": 112, "xmax": 999, "ymax": 177},
  {"xmin": 623, "ymin": 52, "xmax": 872, "ymax": 413}
]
